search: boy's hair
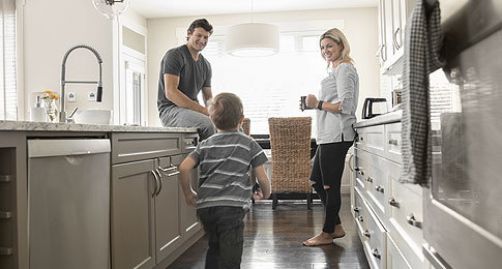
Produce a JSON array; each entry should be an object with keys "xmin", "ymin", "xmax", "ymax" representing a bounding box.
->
[
  {"xmin": 209, "ymin": 93, "xmax": 243, "ymax": 131},
  {"xmin": 187, "ymin": 18, "xmax": 213, "ymax": 35}
]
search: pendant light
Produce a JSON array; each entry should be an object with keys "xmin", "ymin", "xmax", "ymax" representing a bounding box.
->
[
  {"xmin": 92, "ymin": 0, "xmax": 129, "ymax": 20},
  {"xmin": 225, "ymin": 0, "xmax": 279, "ymax": 57}
]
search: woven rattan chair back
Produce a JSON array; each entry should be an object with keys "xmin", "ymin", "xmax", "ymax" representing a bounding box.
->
[{"xmin": 268, "ymin": 117, "xmax": 312, "ymax": 202}]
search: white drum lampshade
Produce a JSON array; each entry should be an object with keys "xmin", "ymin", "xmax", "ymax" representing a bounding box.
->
[{"xmin": 225, "ymin": 23, "xmax": 280, "ymax": 57}]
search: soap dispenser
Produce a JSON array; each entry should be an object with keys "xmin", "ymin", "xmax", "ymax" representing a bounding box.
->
[{"xmin": 30, "ymin": 96, "xmax": 47, "ymax": 122}]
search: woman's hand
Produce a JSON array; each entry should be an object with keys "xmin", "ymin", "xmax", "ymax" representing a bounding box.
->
[{"xmin": 306, "ymin": 94, "xmax": 319, "ymax": 109}]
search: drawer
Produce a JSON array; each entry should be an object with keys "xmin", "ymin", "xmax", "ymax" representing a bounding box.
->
[
  {"xmin": 385, "ymin": 122, "xmax": 402, "ymax": 163},
  {"xmin": 386, "ymin": 235, "xmax": 412, "ymax": 269},
  {"xmin": 387, "ymin": 161, "xmax": 425, "ymax": 268},
  {"xmin": 362, "ymin": 201, "xmax": 387, "ymax": 269},
  {"xmin": 355, "ymin": 149, "xmax": 387, "ymax": 219},
  {"xmin": 353, "ymin": 187, "xmax": 367, "ymax": 234},
  {"xmin": 355, "ymin": 124, "xmax": 385, "ymax": 156},
  {"xmin": 112, "ymin": 133, "xmax": 181, "ymax": 164}
]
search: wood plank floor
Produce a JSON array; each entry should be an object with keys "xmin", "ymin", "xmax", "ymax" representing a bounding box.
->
[{"xmin": 168, "ymin": 194, "xmax": 369, "ymax": 269}]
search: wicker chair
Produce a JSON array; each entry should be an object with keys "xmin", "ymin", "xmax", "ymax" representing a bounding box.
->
[{"xmin": 268, "ymin": 117, "xmax": 313, "ymax": 209}]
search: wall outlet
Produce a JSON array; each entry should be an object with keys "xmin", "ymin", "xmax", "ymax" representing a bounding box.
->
[
  {"xmin": 88, "ymin": 91, "xmax": 96, "ymax": 102},
  {"xmin": 67, "ymin": 92, "xmax": 76, "ymax": 102}
]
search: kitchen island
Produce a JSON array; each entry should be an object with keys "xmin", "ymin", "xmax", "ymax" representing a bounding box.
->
[{"xmin": 0, "ymin": 121, "xmax": 201, "ymax": 269}]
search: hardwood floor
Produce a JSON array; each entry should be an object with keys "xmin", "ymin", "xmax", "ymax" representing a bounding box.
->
[{"xmin": 168, "ymin": 194, "xmax": 369, "ymax": 269}]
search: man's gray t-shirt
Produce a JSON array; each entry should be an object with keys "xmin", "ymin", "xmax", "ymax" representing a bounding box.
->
[
  {"xmin": 189, "ymin": 131, "xmax": 268, "ymax": 209},
  {"xmin": 157, "ymin": 44, "xmax": 212, "ymax": 114}
]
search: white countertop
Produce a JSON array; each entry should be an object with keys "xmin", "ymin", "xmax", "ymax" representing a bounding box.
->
[{"xmin": 0, "ymin": 120, "xmax": 198, "ymax": 133}]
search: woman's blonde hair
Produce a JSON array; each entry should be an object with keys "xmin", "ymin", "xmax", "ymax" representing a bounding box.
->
[
  {"xmin": 209, "ymin": 93, "xmax": 243, "ymax": 131},
  {"xmin": 319, "ymin": 28, "xmax": 353, "ymax": 65}
]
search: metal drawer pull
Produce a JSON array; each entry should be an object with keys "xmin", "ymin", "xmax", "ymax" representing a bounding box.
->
[
  {"xmin": 363, "ymin": 230, "xmax": 371, "ymax": 238},
  {"xmin": 375, "ymin": 185, "xmax": 384, "ymax": 193},
  {"xmin": 358, "ymin": 216, "xmax": 364, "ymax": 222},
  {"xmin": 407, "ymin": 214, "xmax": 423, "ymax": 229},
  {"xmin": 355, "ymin": 167, "xmax": 364, "ymax": 176},
  {"xmin": 388, "ymin": 139, "xmax": 399, "ymax": 146},
  {"xmin": 158, "ymin": 165, "xmax": 176, "ymax": 173},
  {"xmin": 151, "ymin": 170, "xmax": 161, "ymax": 197},
  {"xmin": 0, "ymin": 211, "xmax": 12, "ymax": 219},
  {"xmin": 155, "ymin": 169, "xmax": 163, "ymax": 196},
  {"xmin": 388, "ymin": 198, "xmax": 400, "ymax": 208},
  {"xmin": 372, "ymin": 248, "xmax": 381, "ymax": 260},
  {"xmin": 0, "ymin": 175, "xmax": 13, "ymax": 182},
  {"xmin": 353, "ymin": 207, "xmax": 360, "ymax": 213},
  {"xmin": 366, "ymin": 177, "xmax": 374, "ymax": 183},
  {"xmin": 0, "ymin": 247, "xmax": 13, "ymax": 256}
]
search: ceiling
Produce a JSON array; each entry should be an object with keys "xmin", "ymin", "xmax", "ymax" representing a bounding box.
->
[{"xmin": 129, "ymin": 0, "xmax": 378, "ymax": 19}]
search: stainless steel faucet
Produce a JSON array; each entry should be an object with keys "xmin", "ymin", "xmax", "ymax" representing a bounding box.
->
[{"xmin": 60, "ymin": 45, "xmax": 103, "ymax": 123}]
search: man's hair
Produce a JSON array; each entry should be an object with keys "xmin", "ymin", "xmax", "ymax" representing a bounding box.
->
[
  {"xmin": 209, "ymin": 93, "xmax": 243, "ymax": 131},
  {"xmin": 187, "ymin": 18, "xmax": 213, "ymax": 35}
]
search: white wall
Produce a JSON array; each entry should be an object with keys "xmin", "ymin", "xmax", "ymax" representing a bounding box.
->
[
  {"xmin": 22, "ymin": 0, "xmax": 114, "ymax": 119},
  {"xmin": 147, "ymin": 7, "xmax": 379, "ymax": 126}
]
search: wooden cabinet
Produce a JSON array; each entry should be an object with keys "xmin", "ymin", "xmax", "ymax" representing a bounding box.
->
[
  {"xmin": 111, "ymin": 132, "xmax": 201, "ymax": 269},
  {"xmin": 353, "ymin": 118, "xmax": 429, "ymax": 269}
]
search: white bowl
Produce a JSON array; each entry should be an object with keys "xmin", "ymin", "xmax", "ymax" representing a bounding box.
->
[{"xmin": 73, "ymin": 109, "xmax": 112, "ymax": 125}]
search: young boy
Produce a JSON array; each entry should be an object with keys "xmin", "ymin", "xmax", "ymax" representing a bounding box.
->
[{"xmin": 178, "ymin": 92, "xmax": 271, "ymax": 269}]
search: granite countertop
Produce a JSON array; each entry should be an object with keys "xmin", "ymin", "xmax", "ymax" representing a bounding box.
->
[
  {"xmin": 354, "ymin": 109, "xmax": 402, "ymax": 128},
  {"xmin": 0, "ymin": 120, "xmax": 198, "ymax": 133}
]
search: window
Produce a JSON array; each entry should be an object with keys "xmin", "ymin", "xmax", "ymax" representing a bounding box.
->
[
  {"xmin": 0, "ymin": 0, "xmax": 17, "ymax": 120},
  {"xmin": 179, "ymin": 21, "xmax": 343, "ymax": 135}
]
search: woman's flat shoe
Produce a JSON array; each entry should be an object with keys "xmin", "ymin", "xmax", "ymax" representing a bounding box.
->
[{"xmin": 331, "ymin": 232, "xmax": 346, "ymax": 239}]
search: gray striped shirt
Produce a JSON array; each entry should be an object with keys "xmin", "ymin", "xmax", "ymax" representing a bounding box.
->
[{"xmin": 189, "ymin": 131, "xmax": 268, "ymax": 209}]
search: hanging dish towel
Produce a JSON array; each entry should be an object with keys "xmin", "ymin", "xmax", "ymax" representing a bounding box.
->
[{"xmin": 400, "ymin": 0, "xmax": 444, "ymax": 185}]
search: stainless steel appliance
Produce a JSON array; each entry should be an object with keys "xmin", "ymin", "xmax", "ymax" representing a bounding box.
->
[
  {"xmin": 423, "ymin": 0, "xmax": 502, "ymax": 268},
  {"xmin": 361, "ymin": 97, "xmax": 387, "ymax": 119},
  {"xmin": 28, "ymin": 139, "xmax": 111, "ymax": 269}
]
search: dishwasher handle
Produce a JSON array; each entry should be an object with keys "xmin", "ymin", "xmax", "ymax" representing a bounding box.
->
[{"xmin": 28, "ymin": 139, "xmax": 110, "ymax": 157}]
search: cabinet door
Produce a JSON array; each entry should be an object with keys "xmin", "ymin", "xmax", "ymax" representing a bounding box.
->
[
  {"xmin": 154, "ymin": 157, "xmax": 182, "ymax": 262},
  {"xmin": 175, "ymin": 154, "xmax": 200, "ymax": 237},
  {"xmin": 111, "ymin": 159, "xmax": 155, "ymax": 269},
  {"xmin": 378, "ymin": 0, "xmax": 389, "ymax": 66}
]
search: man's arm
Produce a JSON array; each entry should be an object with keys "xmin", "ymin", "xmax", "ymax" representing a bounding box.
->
[
  {"xmin": 178, "ymin": 155, "xmax": 198, "ymax": 207},
  {"xmin": 201, "ymin": 86, "xmax": 213, "ymax": 107},
  {"xmin": 164, "ymin": 74, "xmax": 209, "ymax": 116}
]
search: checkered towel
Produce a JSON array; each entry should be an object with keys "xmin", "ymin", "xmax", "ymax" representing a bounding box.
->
[{"xmin": 400, "ymin": 0, "xmax": 444, "ymax": 185}]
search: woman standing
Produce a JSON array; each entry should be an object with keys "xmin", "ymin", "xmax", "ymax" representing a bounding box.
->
[{"xmin": 302, "ymin": 28, "xmax": 359, "ymax": 246}]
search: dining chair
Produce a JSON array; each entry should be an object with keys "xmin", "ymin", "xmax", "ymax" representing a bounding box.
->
[{"xmin": 268, "ymin": 117, "xmax": 312, "ymax": 209}]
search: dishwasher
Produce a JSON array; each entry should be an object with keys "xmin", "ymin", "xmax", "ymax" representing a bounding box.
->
[{"xmin": 28, "ymin": 139, "xmax": 111, "ymax": 269}]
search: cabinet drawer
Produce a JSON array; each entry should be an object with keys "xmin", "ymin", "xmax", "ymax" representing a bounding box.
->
[
  {"xmin": 387, "ymin": 162, "xmax": 424, "ymax": 267},
  {"xmin": 353, "ymin": 187, "xmax": 367, "ymax": 234},
  {"xmin": 356, "ymin": 124, "xmax": 385, "ymax": 156},
  {"xmin": 112, "ymin": 133, "xmax": 181, "ymax": 164},
  {"xmin": 386, "ymin": 235, "xmax": 412, "ymax": 269},
  {"xmin": 362, "ymin": 201, "xmax": 387, "ymax": 269},
  {"xmin": 385, "ymin": 122, "xmax": 402, "ymax": 163},
  {"xmin": 355, "ymin": 149, "xmax": 387, "ymax": 219}
]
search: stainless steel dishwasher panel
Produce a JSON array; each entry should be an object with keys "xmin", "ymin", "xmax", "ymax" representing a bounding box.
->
[{"xmin": 28, "ymin": 139, "xmax": 111, "ymax": 269}]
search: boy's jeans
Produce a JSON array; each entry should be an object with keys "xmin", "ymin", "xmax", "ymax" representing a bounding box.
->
[{"xmin": 197, "ymin": 206, "xmax": 246, "ymax": 269}]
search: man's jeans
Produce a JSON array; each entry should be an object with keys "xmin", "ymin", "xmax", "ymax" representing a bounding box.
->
[{"xmin": 197, "ymin": 206, "xmax": 246, "ymax": 269}]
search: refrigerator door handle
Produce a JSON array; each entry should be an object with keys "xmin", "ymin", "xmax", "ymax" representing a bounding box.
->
[{"xmin": 423, "ymin": 243, "xmax": 453, "ymax": 269}]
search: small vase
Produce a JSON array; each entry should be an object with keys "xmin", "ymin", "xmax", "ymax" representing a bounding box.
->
[{"xmin": 45, "ymin": 99, "xmax": 59, "ymax": 123}]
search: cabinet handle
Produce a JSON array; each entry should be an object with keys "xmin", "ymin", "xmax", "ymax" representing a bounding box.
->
[
  {"xmin": 372, "ymin": 248, "xmax": 381, "ymax": 260},
  {"xmin": 158, "ymin": 165, "xmax": 176, "ymax": 173},
  {"xmin": 353, "ymin": 207, "xmax": 360, "ymax": 213},
  {"xmin": 155, "ymin": 169, "xmax": 163, "ymax": 196},
  {"xmin": 0, "ymin": 175, "xmax": 13, "ymax": 183},
  {"xmin": 355, "ymin": 167, "xmax": 364, "ymax": 176},
  {"xmin": 388, "ymin": 198, "xmax": 400, "ymax": 208},
  {"xmin": 348, "ymin": 153, "xmax": 354, "ymax": 172},
  {"xmin": 0, "ymin": 211, "xmax": 12, "ymax": 219},
  {"xmin": 375, "ymin": 185, "xmax": 384, "ymax": 193},
  {"xmin": 0, "ymin": 247, "xmax": 13, "ymax": 256},
  {"xmin": 363, "ymin": 230, "xmax": 371, "ymax": 238},
  {"xmin": 388, "ymin": 139, "xmax": 399, "ymax": 146},
  {"xmin": 358, "ymin": 215, "xmax": 364, "ymax": 222},
  {"xmin": 406, "ymin": 214, "xmax": 423, "ymax": 229},
  {"xmin": 366, "ymin": 177, "xmax": 374, "ymax": 183},
  {"xmin": 393, "ymin": 27, "xmax": 402, "ymax": 50},
  {"xmin": 151, "ymin": 170, "xmax": 160, "ymax": 197},
  {"xmin": 380, "ymin": 44, "xmax": 387, "ymax": 62}
]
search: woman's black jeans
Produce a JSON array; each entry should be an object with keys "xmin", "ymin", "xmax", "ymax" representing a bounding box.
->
[{"xmin": 310, "ymin": 141, "xmax": 353, "ymax": 233}]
